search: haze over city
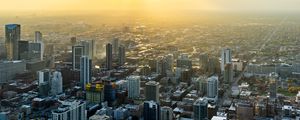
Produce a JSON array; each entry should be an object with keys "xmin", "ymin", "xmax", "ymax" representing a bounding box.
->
[{"xmin": 0, "ymin": 0, "xmax": 300, "ymax": 120}]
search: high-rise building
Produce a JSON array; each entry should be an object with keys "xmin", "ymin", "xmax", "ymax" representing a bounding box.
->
[
  {"xmin": 198, "ymin": 76, "xmax": 208, "ymax": 96},
  {"xmin": 176, "ymin": 53, "xmax": 192, "ymax": 69},
  {"xmin": 51, "ymin": 71, "xmax": 63, "ymax": 95},
  {"xmin": 28, "ymin": 42, "xmax": 42, "ymax": 61},
  {"xmin": 80, "ymin": 40, "xmax": 95, "ymax": 59},
  {"xmin": 35, "ymin": 31, "xmax": 42, "ymax": 43},
  {"xmin": 160, "ymin": 106, "xmax": 173, "ymax": 120},
  {"xmin": 18, "ymin": 41, "xmax": 29, "ymax": 60},
  {"xmin": 145, "ymin": 81, "xmax": 160, "ymax": 102},
  {"xmin": 221, "ymin": 48, "xmax": 232, "ymax": 72},
  {"xmin": 207, "ymin": 76, "xmax": 218, "ymax": 99},
  {"xmin": 104, "ymin": 82, "xmax": 116, "ymax": 106},
  {"xmin": 118, "ymin": 45, "xmax": 125, "ymax": 66},
  {"xmin": 193, "ymin": 97, "xmax": 208, "ymax": 120},
  {"xmin": 34, "ymin": 31, "xmax": 44, "ymax": 60},
  {"xmin": 5, "ymin": 24, "xmax": 21, "ymax": 60},
  {"xmin": 52, "ymin": 100, "xmax": 86, "ymax": 120},
  {"xmin": 72, "ymin": 45, "xmax": 84, "ymax": 70},
  {"xmin": 269, "ymin": 72, "xmax": 278, "ymax": 99},
  {"xmin": 224, "ymin": 63, "xmax": 233, "ymax": 85},
  {"xmin": 165, "ymin": 54, "xmax": 174, "ymax": 72},
  {"xmin": 37, "ymin": 69, "xmax": 51, "ymax": 84},
  {"xmin": 156, "ymin": 56, "xmax": 168, "ymax": 76},
  {"xmin": 199, "ymin": 53, "xmax": 209, "ymax": 72},
  {"xmin": 112, "ymin": 38, "xmax": 119, "ymax": 55},
  {"xmin": 106, "ymin": 43, "xmax": 113, "ymax": 70},
  {"xmin": 127, "ymin": 75, "xmax": 140, "ymax": 99},
  {"xmin": 86, "ymin": 83, "xmax": 104, "ymax": 104},
  {"xmin": 143, "ymin": 101, "xmax": 160, "ymax": 120},
  {"xmin": 80, "ymin": 56, "xmax": 91, "ymax": 90}
]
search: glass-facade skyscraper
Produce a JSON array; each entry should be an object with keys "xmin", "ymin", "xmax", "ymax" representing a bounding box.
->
[{"xmin": 5, "ymin": 24, "xmax": 21, "ymax": 60}]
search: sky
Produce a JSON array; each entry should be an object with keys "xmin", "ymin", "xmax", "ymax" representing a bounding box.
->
[{"xmin": 1, "ymin": 0, "xmax": 300, "ymax": 13}]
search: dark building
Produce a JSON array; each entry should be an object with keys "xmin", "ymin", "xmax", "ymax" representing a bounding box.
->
[
  {"xmin": 106, "ymin": 43, "xmax": 113, "ymax": 70},
  {"xmin": 18, "ymin": 41, "xmax": 29, "ymax": 60},
  {"xmin": 118, "ymin": 45, "xmax": 126, "ymax": 66},
  {"xmin": 143, "ymin": 101, "xmax": 160, "ymax": 120},
  {"xmin": 72, "ymin": 45, "xmax": 84, "ymax": 70}
]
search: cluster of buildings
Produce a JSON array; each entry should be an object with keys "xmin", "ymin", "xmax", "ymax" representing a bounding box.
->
[{"xmin": 0, "ymin": 23, "xmax": 299, "ymax": 120}]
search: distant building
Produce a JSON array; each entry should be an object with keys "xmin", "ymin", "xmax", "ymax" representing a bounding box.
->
[
  {"xmin": 199, "ymin": 53, "xmax": 209, "ymax": 72},
  {"xmin": 80, "ymin": 40, "xmax": 95, "ymax": 59},
  {"xmin": 80, "ymin": 56, "xmax": 91, "ymax": 90},
  {"xmin": 236, "ymin": 102, "xmax": 254, "ymax": 120},
  {"xmin": 37, "ymin": 69, "xmax": 51, "ymax": 84},
  {"xmin": 160, "ymin": 106, "xmax": 173, "ymax": 120},
  {"xmin": 106, "ymin": 43, "xmax": 113, "ymax": 70},
  {"xmin": 34, "ymin": 31, "xmax": 44, "ymax": 60},
  {"xmin": 5, "ymin": 24, "xmax": 21, "ymax": 60},
  {"xmin": 118, "ymin": 45, "xmax": 126, "ymax": 66},
  {"xmin": 224, "ymin": 63, "xmax": 233, "ymax": 85},
  {"xmin": 52, "ymin": 100, "xmax": 86, "ymax": 120},
  {"xmin": 112, "ymin": 38, "xmax": 119, "ymax": 55},
  {"xmin": 28, "ymin": 42, "xmax": 42, "ymax": 61},
  {"xmin": 207, "ymin": 76, "xmax": 218, "ymax": 99},
  {"xmin": 165, "ymin": 54, "xmax": 174, "ymax": 72},
  {"xmin": 18, "ymin": 41, "xmax": 29, "ymax": 60},
  {"xmin": 143, "ymin": 101, "xmax": 160, "ymax": 120},
  {"xmin": 177, "ymin": 53, "xmax": 192, "ymax": 69},
  {"xmin": 127, "ymin": 75, "xmax": 140, "ymax": 99},
  {"xmin": 221, "ymin": 48, "xmax": 232, "ymax": 72},
  {"xmin": 269, "ymin": 72, "xmax": 278, "ymax": 99},
  {"xmin": 193, "ymin": 97, "xmax": 208, "ymax": 120},
  {"xmin": 145, "ymin": 81, "xmax": 160, "ymax": 103},
  {"xmin": 72, "ymin": 45, "xmax": 84, "ymax": 70}
]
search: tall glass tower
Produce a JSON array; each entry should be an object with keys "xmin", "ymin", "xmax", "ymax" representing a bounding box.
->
[{"xmin": 5, "ymin": 24, "xmax": 20, "ymax": 60}]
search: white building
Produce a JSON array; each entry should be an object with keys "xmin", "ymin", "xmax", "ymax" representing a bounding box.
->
[
  {"xmin": 51, "ymin": 71, "xmax": 63, "ymax": 95},
  {"xmin": 52, "ymin": 100, "xmax": 86, "ymax": 120},
  {"xmin": 127, "ymin": 75, "xmax": 140, "ymax": 99},
  {"xmin": 207, "ymin": 76, "xmax": 218, "ymax": 99}
]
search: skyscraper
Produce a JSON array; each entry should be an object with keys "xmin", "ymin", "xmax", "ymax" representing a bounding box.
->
[
  {"xmin": 18, "ymin": 41, "xmax": 29, "ymax": 60},
  {"xmin": 5, "ymin": 24, "xmax": 20, "ymax": 60},
  {"xmin": 112, "ymin": 38, "xmax": 119, "ymax": 55},
  {"xmin": 269, "ymin": 72, "xmax": 278, "ymax": 99},
  {"xmin": 34, "ymin": 31, "xmax": 44, "ymax": 60},
  {"xmin": 143, "ymin": 101, "xmax": 160, "ymax": 120},
  {"xmin": 176, "ymin": 53, "xmax": 192, "ymax": 69},
  {"xmin": 193, "ymin": 97, "xmax": 208, "ymax": 120},
  {"xmin": 224, "ymin": 63, "xmax": 233, "ymax": 85},
  {"xmin": 145, "ymin": 81, "xmax": 160, "ymax": 103},
  {"xmin": 207, "ymin": 76, "xmax": 218, "ymax": 99},
  {"xmin": 106, "ymin": 43, "xmax": 113, "ymax": 70},
  {"xmin": 118, "ymin": 45, "xmax": 125, "ymax": 66},
  {"xmin": 160, "ymin": 106, "xmax": 173, "ymax": 120},
  {"xmin": 80, "ymin": 40, "xmax": 95, "ymax": 59},
  {"xmin": 221, "ymin": 48, "xmax": 232, "ymax": 73},
  {"xmin": 37, "ymin": 69, "xmax": 51, "ymax": 84},
  {"xmin": 51, "ymin": 71, "xmax": 63, "ymax": 95},
  {"xmin": 199, "ymin": 53, "xmax": 209, "ymax": 72},
  {"xmin": 80, "ymin": 56, "xmax": 91, "ymax": 90},
  {"xmin": 72, "ymin": 45, "xmax": 84, "ymax": 70},
  {"xmin": 127, "ymin": 75, "xmax": 140, "ymax": 99}
]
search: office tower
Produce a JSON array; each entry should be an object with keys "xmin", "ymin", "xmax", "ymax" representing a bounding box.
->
[
  {"xmin": 221, "ymin": 48, "xmax": 232, "ymax": 72},
  {"xmin": 193, "ymin": 97, "xmax": 208, "ymax": 120},
  {"xmin": 165, "ymin": 54, "xmax": 174, "ymax": 72},
  {"xmin": 0, "ymin": 61, "xmax": 26, "ymax": 83},
  {"xmin": 112, "ymin": 38, "xmax": 119, "ymax": 55},
  {"xmin": 72, "ymin": 45, "xmax": 84, "ymax": 70},
  {"xmin": 5, "ymin": 24, "xmax": 20, "ymax": 60},
  {"xmin": 269, "ymin": 72, "xmax": 278, "ymax": 99},
  {"xmin": 80, "ymin": 56, "xmax": 91, "ymax": 90},
  {"xmin": 51, "ymin": 71, "xmax": 63, "ymax": 95},
  {"xmin": 18, "ymin": 41, "xmax": 29, "ymax": 60},
  {"xmin": 104, "ymin": 82, "xmax": 117, "ymax": 106},
  {"xmin": 106, "ymin": 43, "xmax": 113, "ymax": 70},
  {"xmin": 143, "ymin": 101, "xmax": 160, "ymax": 120},
  {"xmin": 37, "ymin": 69, "xmax": 51, "ymax": 84},
  {"xmin": 127, "ymin": 75, "xmax": 140, "ymax": 99},
  {"xmin": 160, "ymin": 106, "xmax": 173, "ymax": 120},
  {"xmin": 198, "ymin": 76, "xmax": 208, "ymax": 96},
  {"xmin": 236, "ymin": 102, "xmax": 254, "ymax": 120},
  {"xmin": 199, "ymin": 53, "xmax": 209, "ymax": 72},
  {"xmin": 207, "ymin": 76, "xmax": 218, "ymax": 98},
  {"xmin": 28, "ymin": 42, "xmax": 42, "ymax": 60},
  {"xmin": 176, "ymin": 53, "xmax": 192, "ymax": 69},
  {"xmin": 145, "ymin": 81, "xmax": 160, "ymax": 102},
  {"xmin": 80, "ymin": 40, "xmax": 95, "ymax": 59},
  {"xmin": 34, "ymin": 31, "xmax": 44, "ymax": 60},
  {"xmin": 118, "ymin": 45, "xmax": 125, "ymax": 66},
  {"xmin": 224, "ymin": 63, "xmax": 233, "ymax": 84},
  {"xmin": 86, "ymin": 83, "xmax": 104, "ymax": 104},
  {"xmin": 156, "ymin": 56, "xmax": 168, "ymax": 76},
  {"xmin": 149, "ymin": 59, "xmax": 158, "ymax": 72},
  {"xmin": 52, "ymin": 100, "xmax": 87, "ymax": 120},
  {"xmin": 35, "ymin": 31, "xmax": 42, "ymax": 43}
]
